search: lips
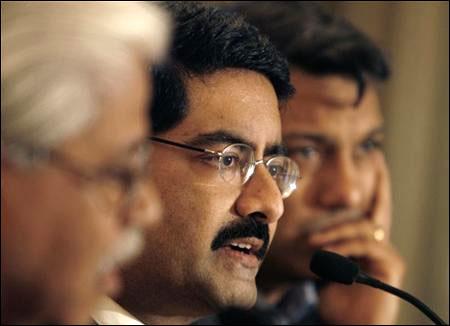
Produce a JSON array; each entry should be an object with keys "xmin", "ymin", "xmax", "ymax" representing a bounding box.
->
[
  {"xmin": 211, "ymin": 215, "xmax": 270, "ymax": 261},
  {"xmin": 222, "ymin": 237, "xmax": 264, "ymax": 258}
]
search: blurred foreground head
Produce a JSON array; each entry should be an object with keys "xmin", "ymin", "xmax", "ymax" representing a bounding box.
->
[{"xmin": 1, "ymin": 2, "xmax": 169, "ymax": 324}]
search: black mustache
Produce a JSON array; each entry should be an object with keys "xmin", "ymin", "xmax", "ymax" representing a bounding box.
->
[{"xmin": 211, "ymin": 215, "xmax": 269, "ymax": 260}]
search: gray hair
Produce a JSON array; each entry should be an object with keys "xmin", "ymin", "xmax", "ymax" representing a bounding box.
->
[{"xmin": 1, "ymin": 1, "xmax": 170, "ymax": 164}]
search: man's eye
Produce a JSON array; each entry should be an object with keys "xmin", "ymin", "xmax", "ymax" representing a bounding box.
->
[
  {"xmin": 289, "ymin": 146, "xmax": 318, "ymax": 159},
  {"xmin": 360, "ymin": 139, "xmax": 383, "ymax": 152},
  {"xmin": 221, "ymin": 154, "xmax": 239, "ymax": 168},
  {"xmin": 268, "ymin": 164, "xmax": 283, "ymax": 177}
]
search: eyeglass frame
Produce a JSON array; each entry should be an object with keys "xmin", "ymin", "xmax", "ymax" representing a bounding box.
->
[
  {"xmin": 31, "ymin": 141, "xmax": 152, "ymax": 209},
  {"xmin": 150, "ymin": 136, "xmax": 301, "ymax": 198}
]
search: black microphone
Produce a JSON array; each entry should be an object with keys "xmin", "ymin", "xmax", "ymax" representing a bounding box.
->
[{"xmin": 310, "ymin": 250, "xmax": 447, "ymax": 325}]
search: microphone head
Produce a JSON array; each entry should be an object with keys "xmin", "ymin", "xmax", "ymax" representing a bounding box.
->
[{"xmin": 310, "ymin": 250, "xmax": 360, "ymax": 285}]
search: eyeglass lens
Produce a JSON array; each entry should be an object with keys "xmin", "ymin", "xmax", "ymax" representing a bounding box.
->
[{"xmin": 218, "ymin": 144, "xmax": 298, "ymax": 198}]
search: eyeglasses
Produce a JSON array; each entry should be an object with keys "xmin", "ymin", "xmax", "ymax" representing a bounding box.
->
[
  {"xmin": 150, "ymin": 137, "xmax": 300, "ymax": 199},
  {"xmin": 46, "ymin": 141, "xmax": 152, "ymax": 211}
]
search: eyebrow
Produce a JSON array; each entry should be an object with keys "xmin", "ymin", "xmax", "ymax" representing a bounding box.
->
[
  {"xmin": 265, "ymin": 144, "xmax": 287, "ymax": 156},
  {"xmin": 187, "ymin": 130, "xmax": 254, "ymax": 149},
  {"xmin": 284, "ymin": 126, "xmax": 385, "ymax": 145},
  {"xmin": 186, "ymin": 130, "xmax": 286, "ymax": 156}
]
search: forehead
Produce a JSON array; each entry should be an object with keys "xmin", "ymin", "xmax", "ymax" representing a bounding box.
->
[
  {"xmin": 282, "ymin": 69, "xmax": 383, "ymax": 138},
  {"xmin": 165, "ymin": 69, "xmax": 282, "ymax": 148}
]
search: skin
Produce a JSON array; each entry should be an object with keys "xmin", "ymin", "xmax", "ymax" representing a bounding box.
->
[
  {"xmin": 119, "ymin": 69, "xmax": 286, "ymax": 325},
  {"xmin": 1, "ymin": 59, "xmax": 161, "ymax": 324},
  {"xmin": 257, "ymin": 68, "xmax": 405, "ymax": 325}
]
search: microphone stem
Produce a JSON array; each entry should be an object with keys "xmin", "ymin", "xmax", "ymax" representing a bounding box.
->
[{"xmin": 356, "ymin": 273, "xmax": 446, "ymax": 325}]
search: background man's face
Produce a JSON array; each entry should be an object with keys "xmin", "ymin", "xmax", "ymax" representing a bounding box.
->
[
  {"xmin": 261, "ymin": 68, "xmax": 386, "ymax": 279},
  {"xmin": 121, "ymin": 69, "xmax": 285, "ymax": 317},
  {"xmin": 1, "ymin": 60, "xmax": 160, "ymax": 324}
]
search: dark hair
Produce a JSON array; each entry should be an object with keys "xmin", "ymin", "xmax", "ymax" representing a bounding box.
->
[
  {"xmin": 226, "ymin": 1, "xmax": 390, "ymax": 103},
  {"xmin": 151, "ymin": 2, "xmax": 294, "ymax": 134}
]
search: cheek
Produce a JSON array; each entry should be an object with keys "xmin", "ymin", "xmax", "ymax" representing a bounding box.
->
[
  {"xmin": 4, "ymin": 173, "xmax": 113, "ymax": 322},
  {"xmin": 50, "ymin": 186, "xmax": 116, "ymax": 284},
  {"xmin": 38, "ymin": 172, "xmax": 120, "ymax": 279},
  {"xmin": 153, "ymin": 153, "xmax": 240, "ymax": 222},
  {"xmin": 357, "ymin": 157, "xmax": 379, "ymax": 205},
  {"xmin": 277, "ymin": 179, "xmax": 314, "ymax": 235},
  {"xmin": 152, "ymin": 171, "xmax": 235, "ymax": 256},
  {"xmin": 283, "ymin": 184, "xmax": 305, "ymax": 215}
]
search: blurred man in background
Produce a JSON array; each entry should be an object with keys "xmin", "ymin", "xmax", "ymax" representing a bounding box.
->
[
  {"xmin": 103, "ymin": 2, "xmax": 299, "ymax": 325},
  {"xmin": 205, "ymin": 2, "xmax": 405, "ymax": 324},
  {"xmin": 1, "ymin": 2, "xmax": 169, "ymax": 324}
]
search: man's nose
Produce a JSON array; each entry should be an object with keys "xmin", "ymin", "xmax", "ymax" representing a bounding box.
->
[
  {"xmin": 123, "ymin": 178, "xmax": 162, "ymax": 228},
  {"xmin": 317, "ymin": 154, "xmax": 363, "ymax": 211},
  {"xmin": 235, "ymin": 164, "xmax": 284, "ymax": 224}
]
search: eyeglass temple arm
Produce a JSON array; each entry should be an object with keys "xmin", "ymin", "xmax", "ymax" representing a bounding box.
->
[{"xmin": 150, "ymin": 137, "xmax": 216, "ymax": 154}]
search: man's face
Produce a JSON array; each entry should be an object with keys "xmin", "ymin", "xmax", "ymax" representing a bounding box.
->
[
  {"xmin": 121, "ymin": 69, "xmax": 285, "ymax": 317},
  {"xmin": 1, "ymin": 60, "xmax": 161, "ymax": 324},
  {"xmin": 260, "ymin": 68, "xmax": 386, "ymax": 280}
]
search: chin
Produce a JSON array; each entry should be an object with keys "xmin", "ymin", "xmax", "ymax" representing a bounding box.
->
[
  {"xmin": 234, "ymin": 295, "xmax": 258, "ymax": 310},
  {"xmin": 215, "ymin": 280, "xmax": 258, "ymax": 311},
  {"xmin": 199, "ymin": 276, "xmax": 256, "ymax": 313}
]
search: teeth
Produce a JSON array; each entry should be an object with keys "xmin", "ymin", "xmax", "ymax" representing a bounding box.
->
[{"xmin": 230, "ymin": 242, "xmax": 252, "ymax": 250}]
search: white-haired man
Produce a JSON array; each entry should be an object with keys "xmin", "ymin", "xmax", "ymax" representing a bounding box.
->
[{"xmin": 1, "ymin": 2, "xmax": 170, "ymax": 324}]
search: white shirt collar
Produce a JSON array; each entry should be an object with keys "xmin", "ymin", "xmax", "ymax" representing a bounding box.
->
[{"xmin": 92, "ymin": 296, "xmax": 145, "ymax": 325}]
